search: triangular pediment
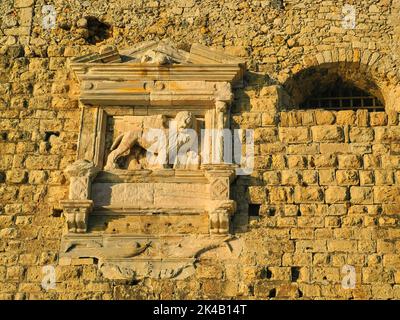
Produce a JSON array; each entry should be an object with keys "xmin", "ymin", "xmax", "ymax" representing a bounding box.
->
[{"xmin": 71, "ymin": 40, "xmax": 246, "ymax": 66}]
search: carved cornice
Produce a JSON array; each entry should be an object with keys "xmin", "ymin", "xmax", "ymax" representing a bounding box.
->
[{"xmin": 70, "ymin": 42, "xmax": 246, "ymax": 106}]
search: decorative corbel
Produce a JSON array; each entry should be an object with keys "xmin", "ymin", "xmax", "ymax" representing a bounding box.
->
[
  {"xmin": 209, "ymin": 200, "xmax": 236, "ymax": 235},
  {"xmin": 205, "ymin": 168, "xmax": 237, "ymax": 234},
  {"xmin": 60, "ymin": 159, "xmax": 99, "ymax": 233}
]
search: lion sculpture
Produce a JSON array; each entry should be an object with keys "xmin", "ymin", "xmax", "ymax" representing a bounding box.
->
[{"xmin": 104, "ymin": 111, "xmax": 199, "ymax": 170}]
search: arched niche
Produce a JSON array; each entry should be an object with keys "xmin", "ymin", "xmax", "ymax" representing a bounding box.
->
[{"xmin": 283, "ymin": 62, "xmax": 387, "ymax": 111}]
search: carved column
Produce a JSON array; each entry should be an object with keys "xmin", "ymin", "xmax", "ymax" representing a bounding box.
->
[
  {"xmin": 214, "ymin": 101, "xmax": 227, "ymax": 164},
  {"xmin": 60, "ymin": 159, "xmax": 99, "ymax": 233},
  {"xmin": 213, "ymin": 82, "xmax": 233, "ymax": 164}
]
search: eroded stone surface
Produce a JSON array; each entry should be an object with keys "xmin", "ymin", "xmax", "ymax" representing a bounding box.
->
[{"xmin": 2, "ymin": 0, "xmax": 400, "ymax": 300}]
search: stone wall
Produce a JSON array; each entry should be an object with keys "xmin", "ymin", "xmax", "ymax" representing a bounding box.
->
[{"xmin": 1, "ymin": 0, "xmax": 400, "ymax": 299}]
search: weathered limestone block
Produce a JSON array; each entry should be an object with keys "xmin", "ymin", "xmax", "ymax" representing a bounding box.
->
[
  {"xmin": 375, "ymin": 170, "xmax": 394, "ymax": 185},
  {"xmin": 319, "ymin": 143, "xmax": 350, "ymax": 154},
  {"xmin": 301, "ymin": 111, "xmax": 315, "ymax": 126},
  {"xmin": 336, "ymin": 170, "xmax": 360, "ymax": 186},
  {"xmin": 360, "ymin": 171, "xmax": 375, "ymax": 185},
  {"xmin": 296, "ymin": 240, "xmax": 327, "ymax": 253},
  {"xmin": 281, "ymin": 170, "xmax": 301, "ymax": 185},
  {"xmin": 248, "ymin": 186, "xmax": 267, "ymax": 204},
  {"xmin": 300, "ymin": 203, "xmax": 328, "ymax": 216},
  {"xmin": 262, "ymin": 112, "xmax": 278, "ymax": 126},
  {"xmin": 336, "ymin": 111, "xmax": 356, "ymax": 125},
  {"xmin": 271, "ymin": 155, "xmax": 286, "ymax": 169},
  {"xmin": 363, "ymin": 155, "xmax": 381, "ymax": 169},
  {"xmin": 311, "ymin": 126, "xmax": 344, "ymax": 142},
  {"xmin": 254, "ymin": 127, "xmax": 277, "ymax": 143},
  {"xmin": 232, "ymin": 113, "xmax": 262, "ymax": 128},
  {"xmin": 356, "ymin": 110, "xmax": 369, "ymax": 126},
  {"xmin": 374, "ymin": 187, "xmax": 400, "ymax": 203},
  {"xmin": 268, "ymin": 187, "xmax": 294, "ymax": 203},
  {"xmin": 350, "ymin": 187, "xmax": 374, "ymax": 204},
  {"xmin": 315, "ymin": 110, "xmax": 335, "ymax": 125},
  {"xmin": 313, "ymin": 154, "xmax": 337, "ymax": 168},
  {"xmin": 350, "ymin": 127, "xmax": 374, "ymax": 143},
  {"xmin": 319, "ymin": 169, "xmax": 335, "ymax": 185},
  {"xmin": 6, "ymin": 170, "xmax": 28, "ymax": 184},
  {"xmin": 298, "ymin": 216, "xmax": 324, "ymax": 227},
  {"xmin": 279, "ymin": 127, "xmax": 310, "ymax": 143},
  {"xmin": 25, "ymin": 155, "xmax": 60, "ymax": 170},
  {"xmin": 362, "ymin": 267, "xmax": 394, "ymax": 284},
  {"xmin": 251, "ymin": 98, "xmax": 278, "ymax": 113},
  {"xmin": 338, "ymin": 154, "xmax": 362, "ymax": 169},
  {"xmin": 287, "ymin": 144, "xmax": 318, "ymax": 155},
  {"xmin": 327, "ymin": 240, "xmax": 357, "ymax": 252},
  {"xmin": 287, "ymin": 155, "xmax": 307, "ymax": 168},
  {"xmin": 263, "ymin": 171, "xmax": 281, "ymax": 185},
  {"xmin": 387, "ymin": 111, "xmax": 399, "ymax": 125},
  {"xmin": 375, "ymin": 127, "xmax": 400, "ymax": 143},
  {"xmin": 370, "ymin": 112, "xmax": 388, "ymax": 126},
  {"xmin": 291, "ymin": 228, "xmax": 314, "ymax": 239},
  {"xmin": 294, "ymin": 187, "xmax": 324, "ymax": 203},
  {"xmin": 14, "ymin": 0, "xmax": 34, "ymax": 8},
  {"xmin": 280, "ymin": 111, "xmax": 302, "ymax": 127},
  {"xmin": 382, "ymin": 155, "xmax": 400, "ymax": 169},
  {"xmin": 325, "ymin": 187, "xmax": 348, "ymax": 204},
  {"xmin": 302, "ymin": 170, "xmax": 318, "ymax": 185}
]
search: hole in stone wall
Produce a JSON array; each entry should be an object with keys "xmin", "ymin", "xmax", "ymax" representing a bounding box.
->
[
  {"xmin": 51, "ymin": 208, "xmax": 63, "ymax": 217},
  {"xmin": 44, "ymin": 131, "xmax": 60, "ymax": 152},
  {"xmin": 248, "ymin": 285, "xmax": 254, "ymax": 296},
  {"xmin": 268, "ymin": 207, "xmax": 276, "ymax": 217},
  {"xmin": 291, "ymin": 267, "xmax": 300, "ymax": 282},
  {"xmin": 271, "ymin": 0, "xmax": 284, "ymax": 10},
  {"xmin": 268, "ymin": 288, "xmax": 276, "ymax": 298},
  {"xmin": 1, "ymin": 132, "xmax": 8, "ymax": 141},
  {"xmin": 0, "ymin": 171, "xmax": 5, "ymax": 183},
  {"xmin": 260, "ymin": 267, "xmax": 272, "ymax": 279},
  {"xmin": 248, "ymin": 204, "xmax": 260, "ymax": 216},
  {"xmin": 44, "ymin": 131, "xmax": 60, "ymax": 142},
  {"xmin": 85, "ymin": 16, "xmax": 111, "ymax": 44}
]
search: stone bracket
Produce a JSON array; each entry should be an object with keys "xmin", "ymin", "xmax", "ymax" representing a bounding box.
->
[
  {"xmin": 205, "ymin": 165, "xmax": 237, "ymax": 234},
  {"xmin": 60, "ymin": 199, "xmax": 93, "ymax": 233}
]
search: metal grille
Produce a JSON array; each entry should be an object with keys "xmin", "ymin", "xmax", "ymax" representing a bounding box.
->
[{"xmin": 299, "ymin": 81, "xmax": 384, "ymax": 111}]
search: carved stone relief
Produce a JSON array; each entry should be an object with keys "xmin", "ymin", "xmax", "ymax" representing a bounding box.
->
[
  {"xmin": 60, "ymin": 234, "xmax": 243, "ymax": 280},
  {"xmin": 59, "ymin": 41, "xmax": 245, "ymax": 279}
]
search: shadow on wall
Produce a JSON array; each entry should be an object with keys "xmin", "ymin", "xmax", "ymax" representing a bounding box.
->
[
  {"xmin": 282, "ymin": 62, "xmax": 387, "ymax": 111},
  {"xmin": 72, "ymin": 16, "xmax": 112, "ymax": 45},
  {"xmin": 230, "ymin": 71, "xmax": 279, "ymax": 233}
]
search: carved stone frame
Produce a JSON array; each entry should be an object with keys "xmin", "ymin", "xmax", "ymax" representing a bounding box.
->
[{"xmin": 58, "ymin": 42, "xmax": 246, "ymax": 279}]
